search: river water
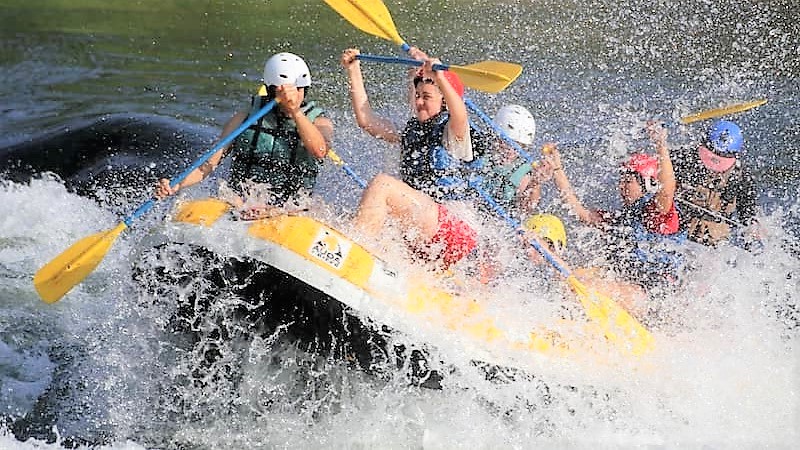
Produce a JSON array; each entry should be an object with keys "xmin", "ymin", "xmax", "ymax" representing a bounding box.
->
[{"xmin": 1, "ymin": 0, "xmax": 798, "ymax": 448}]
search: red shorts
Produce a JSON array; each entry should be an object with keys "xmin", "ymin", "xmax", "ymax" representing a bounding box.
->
[{"xmin": 421, "ymin": 204, "xmax": 478, "ymax": 269}]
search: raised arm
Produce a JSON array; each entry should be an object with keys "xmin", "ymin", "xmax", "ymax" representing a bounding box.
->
[
  {"xmin": 404, "ymin": 46, "xmax": 472, "ymax": 161},
  {"xmin": 516, "ymin": 159, "xmax": 555, "ymax": 215},
  {"xmin": 647, "ymin": 121, "xmax": 676, "ymax": 214},
  {"xmin": 340, "ymin": 48, "xmax": 400, "ymax": 143},
  {"xmin": 429, "ymin": 61, "xmax": 468, "ymax": 144}
]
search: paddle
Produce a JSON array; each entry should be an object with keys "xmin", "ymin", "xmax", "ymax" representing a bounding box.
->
[
  {"xmin": 325, "ymin": 0, "xmax": 522, "ymax": 93},
  {"xmin": 675, "ymin": 198, "xmax": 747, "ymax": 228},
  {"xmin": 327, "ymin": 149, "xmax": 368, "ymax": 188},
  {"xmin": 355, "ymin": 54, "xmax": 521, "ymax": 94},
  {"xmin": 33, "ymin": 100, "xmax": 278, "ymax": 303},
  {"xmin": 464, "ymin": 98, "xmax": 655, "ymax": 354},
  {"xmin": 677, "ymin": 99, "xmax": 767, "ymax": 125},
  {"xmin": 468, "ymin": 180, "xmax": 654, "ymax": 355}
]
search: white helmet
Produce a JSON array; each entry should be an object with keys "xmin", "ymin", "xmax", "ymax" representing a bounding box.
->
[
  {"xmin": 495, "ymin": 104, "xmax": 536, "ymax": 146},
  {"xmin": 263, "ymin": 52, "xmax": 311, "ymax": 88}
]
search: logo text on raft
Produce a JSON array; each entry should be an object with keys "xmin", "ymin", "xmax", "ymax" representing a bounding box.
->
[{"xmin": 309, "ymin": 230, "xmax": 350, "ymax": 269}]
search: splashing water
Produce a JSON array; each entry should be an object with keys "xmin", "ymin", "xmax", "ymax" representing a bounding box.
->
[{"xmin": 1, "ymin": 0, "xmax": 798, "ymax": 448}]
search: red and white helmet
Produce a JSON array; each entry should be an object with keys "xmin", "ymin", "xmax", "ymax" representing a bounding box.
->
[
  {"xmin": 621, "ymin": 153, "xmax": 660, "ymax": 193},
  {"xmin": 263, "ymin": 52, "xmax": 311, "ymax": 88}
]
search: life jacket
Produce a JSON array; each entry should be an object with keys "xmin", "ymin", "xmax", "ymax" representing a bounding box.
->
[
  {"xmin": 479, "ymin": 154, "xmax": 532, "ymax": 209},
  {"xmin": 678, "ymin": 162, "xmax": 743, "ymax": 245},
  {"xmin": 229, "ymin": 95, "xmax": 325, "ymax": 204},
  {"xmin": 609, "ymin": 194, "xmax": 688, "ymax": 287},
  {"xmin": 400, "ymin": 112, "xmax": 485, "ymax": 202}
]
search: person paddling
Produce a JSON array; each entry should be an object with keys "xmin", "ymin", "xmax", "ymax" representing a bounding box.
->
[
  {"xmin": 546, "ymin": 121, "xmax": 687, "ymax": 316},
  {"xmin": 154, "ymin": 52, "xmax": 333, "ymax": 219},
  {"xmin": 672, "ymin": 120, "xmax": 761, "ymax": 247},
  {"xmin": 481, "ymin": 104, "xmax": 556, "ymax": 217},
  {"xmin": 341, "ymin": 47, "xmax": 482, "ymax": 270}
]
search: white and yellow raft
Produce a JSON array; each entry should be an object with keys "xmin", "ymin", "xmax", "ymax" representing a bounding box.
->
[{"xmin": 165, "ymin": 198, "xmax": 647, "ymax": 373}]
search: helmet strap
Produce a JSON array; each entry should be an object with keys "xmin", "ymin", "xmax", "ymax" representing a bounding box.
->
[
  {"xmin": 644, "ymin": 177, "xmax": 660, "ymax": 194},
  {"xmin": 631, "ymin": 172, "xmax": 659, "ymax": 194}
]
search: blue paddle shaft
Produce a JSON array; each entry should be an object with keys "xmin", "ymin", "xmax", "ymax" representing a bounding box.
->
[
  {"xmin": 356, "ymin": 54, "xmax": 450, "ymax": 72},
  {"xmin": 469, "ymin": 180, "xmax": 571, "ymax": 278},
  {"xmin": 343, "ymin": 165, "xmax": 368, "ymax": 189},
  {"xmin": 123, "ymin": 100, "xmax": 278, "ymax": 226}
]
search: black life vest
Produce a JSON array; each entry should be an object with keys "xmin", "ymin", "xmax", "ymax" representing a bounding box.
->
[
  {"xmin": 400, "ymin": 112, "xmax": 485, "ymax": 202},
  {"xmin": 604, "ymin": 194, "xmax": 688, "ymax": 288},
  {"xmin": 678, "ymin": 161, "xmax": 744, "ymax": 245}
]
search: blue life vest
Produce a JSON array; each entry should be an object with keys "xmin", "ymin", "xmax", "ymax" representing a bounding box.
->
[
  {"xmin": 612, "ymin": 194, "xmax": 688, "ymax": 287},
  {"xmin": 229, "ymin": 96, "xmax": 324, "ymax": 204},
  {"xmin": 400, "ymin": 111, "xmax": 485, "ymax": 202}
]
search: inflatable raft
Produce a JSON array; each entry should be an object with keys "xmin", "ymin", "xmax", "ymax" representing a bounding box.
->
[{"xmin": 153, "ymin": 198, "xmax": 647, "ymax": 382}]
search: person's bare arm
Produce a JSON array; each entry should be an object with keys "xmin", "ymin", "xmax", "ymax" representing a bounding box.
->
[
  {"xmin": 341, "ymin": 48, "xmax": 400, "ymax": 143},
  {"xmin": 546, "ymin": 144, "xmax": 603, "ymax": 225},
  {"xmin": 155, "ymin": 111, "xmax": 246, "ymax": 198},
  {"xmin": 648, "ymin": 121, "xmax": 676, "ymax": 214}
]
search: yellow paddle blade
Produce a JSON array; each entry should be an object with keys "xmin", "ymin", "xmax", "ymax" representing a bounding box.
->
[
  {"xmin": 567, "ymin": 275, "xmax": 655, "ymax": 356},
  {"xmin": 327, "ymin": 149, "xmax": 346, "ymax": 166},
  {"xmin": 324, "ymin": 0, "xmax": 405, "ymax": 46},
  {"xmin": 33, "ymin": 222, "xmax": 128, "ymax": 303},
  {"xmin": 173, "ymin": 198, "xmax": 232, "ymax": 226},
  {"xmin": 449, "ymin": 61, "xmax": 523, "ymax": 94},
  {"xmin": 679, "ymin": 99, "xmax": 767, "ymax": 125}
]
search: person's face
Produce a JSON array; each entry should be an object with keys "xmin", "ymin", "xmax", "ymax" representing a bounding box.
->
[
  {"xmin": 618, "ymin": 172, "xmax": 644, "ymax": 206},
  {"xmin": 413, "ymin": 82, "xmax": 444, "ymax": 122},
  {"xmin": 496, "ymin": 140, "xmax": 518, "ymax": 163},
  {"xmin": 543, "ymin": 237, "xmax": 559, "ymax": 255},
  {"xmin": 273, "ymin": 85, "xmax": 305, "ymax": 115}
]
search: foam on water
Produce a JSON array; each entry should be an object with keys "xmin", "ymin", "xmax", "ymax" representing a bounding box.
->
[
  {"xmin": 0, "ymin": 176, "xmax": 797, "ymax": 448},
  {"xmin": 0, "ymin": 0, "xmax": 797, "ymax": 445}
]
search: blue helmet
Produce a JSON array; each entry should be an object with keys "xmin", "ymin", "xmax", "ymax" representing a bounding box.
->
[{"xmin": 707, "ymin": 120, "xmax": 743, "ymax": 154}]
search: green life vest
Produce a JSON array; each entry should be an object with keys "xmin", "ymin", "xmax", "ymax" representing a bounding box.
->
[
  {"xmin": 229, "ymin": 96, "xmax": 325, "ymax": 204},
  {"xmin": 481, "ymin": 156, "xmax": 532, "ymax": 207}
]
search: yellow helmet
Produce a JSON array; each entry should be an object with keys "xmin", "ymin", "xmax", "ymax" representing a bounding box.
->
[{"xmin": 524, "ymin": 214, "xmax": 567, "ymax": 254}]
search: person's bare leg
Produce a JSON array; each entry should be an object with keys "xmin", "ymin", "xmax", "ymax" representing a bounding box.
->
[
  {"xmin": 355, "ymin": 173, "xmax": 440, "ymax": 240},
  {"xmin": 573, "ymin": 267, "xmax": 649, "ymax": 317}
]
